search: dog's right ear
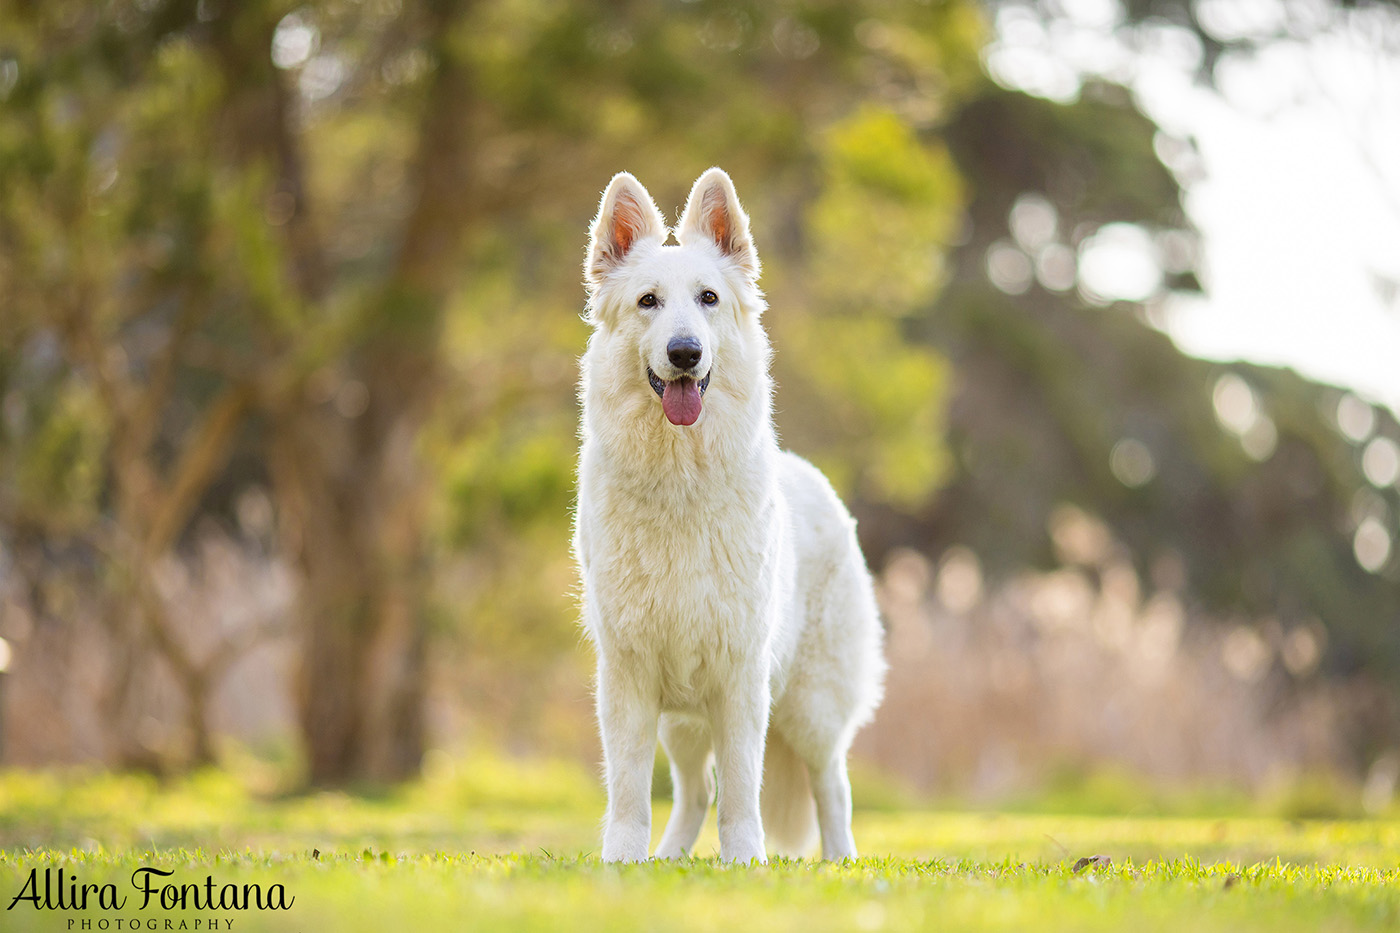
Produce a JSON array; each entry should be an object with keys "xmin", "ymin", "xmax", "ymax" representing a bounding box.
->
[{"xmin": 586, "ymin": 173, "xmax": 666, "ymax": 289}]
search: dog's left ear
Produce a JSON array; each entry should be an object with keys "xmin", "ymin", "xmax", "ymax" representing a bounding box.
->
[{"xmin": 677, "ymin": 168, "xmax": 759, "ymax": 281}]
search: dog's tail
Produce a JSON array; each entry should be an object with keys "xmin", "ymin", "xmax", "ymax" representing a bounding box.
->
[{"xmin": 760, "ymin": 727, "xmax": 818, "ymax": 857}]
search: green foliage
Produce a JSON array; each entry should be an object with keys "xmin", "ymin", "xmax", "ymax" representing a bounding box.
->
[
  {"xmin": 944, "ymin": 84, "xmax": 1186, "ymax": 231},
  {"xmin": 0, "ymin": 0, "xmax": 984, "ymax": 665},
  {"xmin": 882, "ymin": 68, "xmax": 1400, "ymax": 699},
  {"xmin": 809, "ymin": 106, "xmax": 964, "ymax": 313},
  {"xmin": 777, "ymin": 314, "xmax": 952, "ymax": 507},
  {"xmin": 764, "ymin": 103, "xmax": 965, "ymax": 510},
  {"xmin": 412, "ymin": 1, "xmax": 990, "ymax": 655},
  {"xmin": 444, "ymin": 426, "xmax": 575, "ymax": 547},
  {"xmin": 14, "ymin": 379, "xmax": 107, "ymax": 527}
]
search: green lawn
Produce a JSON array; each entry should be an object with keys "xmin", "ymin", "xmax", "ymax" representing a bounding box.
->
[{"xmin": 1, "ymin": 756, "xmax": 1397, "ymax": 931}]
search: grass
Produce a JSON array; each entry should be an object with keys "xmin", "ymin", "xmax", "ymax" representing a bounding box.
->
[{"xmin": 1, "ymin": 753, "xmax": 1398, "ymax": 931}]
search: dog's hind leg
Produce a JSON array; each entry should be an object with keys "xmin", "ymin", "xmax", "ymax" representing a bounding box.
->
[
  {"xmin": 654, "ymin": 714, "xmax": 714, "ymax": 858},
  {"xmin": 810, "ymin": 754, "xmax": 857, "ymax": 860}
]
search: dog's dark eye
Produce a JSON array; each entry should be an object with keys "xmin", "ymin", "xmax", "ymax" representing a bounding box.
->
[
  {"xmin": 700, "ymin": 289, "xmax": 718, "ymax": 306},
  {"xmin": 639, "ymin": 293, "xmax": 657, "ymax": 308}
]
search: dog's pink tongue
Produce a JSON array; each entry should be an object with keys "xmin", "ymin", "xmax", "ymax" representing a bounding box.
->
[{"xmin": 661, "ymin": 378, "xmax": 703, "ymax": 426}]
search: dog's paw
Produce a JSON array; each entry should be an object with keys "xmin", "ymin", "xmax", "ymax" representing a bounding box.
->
[
  {"xmin": 719, "ymin": 846, "xmax": 768, "ymax": 866},
  {"xmin": 600, "ymin": 839, "xmax": 650, "ymax": 863},
  {"xmin": 600, "ymin": 849, "xmax": 651, "ymax": 864},
  {"xmin": 600, "ymin": 833, "xmax": 651, "ymax": 864},
  {"xmin": 601, "ymin": 816, "xmax": 652, "ymax": 863}
]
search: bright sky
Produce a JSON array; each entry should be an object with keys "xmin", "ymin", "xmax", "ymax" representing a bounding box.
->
[{"xmin": 983, "ymin": 0, "xmax": 1400, "ymax": 413}]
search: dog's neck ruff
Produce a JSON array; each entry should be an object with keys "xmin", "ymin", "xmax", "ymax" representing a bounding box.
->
[{"xmin": 583, "ymin": 366, "xmax": 775, "ymax": 494}]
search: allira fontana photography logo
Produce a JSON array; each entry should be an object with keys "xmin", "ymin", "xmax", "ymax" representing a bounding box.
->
[{"xmin": 7, "ymin": 865, "xmax": 294, "ymax": 929}]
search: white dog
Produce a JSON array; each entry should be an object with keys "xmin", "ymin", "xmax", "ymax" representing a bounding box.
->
[{"xmin": 574, "ymin": 168, "xmax": 886, "ymax": 863}]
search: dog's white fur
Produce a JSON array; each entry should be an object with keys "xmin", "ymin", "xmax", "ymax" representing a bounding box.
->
[{"xmin": 574, "ymin": 168, "xmax": 886, "ymax": 863}]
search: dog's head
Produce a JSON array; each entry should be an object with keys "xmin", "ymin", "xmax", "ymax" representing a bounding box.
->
[{"xmin": 583, "ymin": 168, "xmax": 763, "ymax": 428}]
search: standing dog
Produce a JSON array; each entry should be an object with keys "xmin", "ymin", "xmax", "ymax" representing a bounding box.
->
[{"xmin": 574, "ymin": 168, "xmax": 886, "ymax": 863}]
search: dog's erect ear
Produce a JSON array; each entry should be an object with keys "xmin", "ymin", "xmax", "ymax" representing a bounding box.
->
[
  {"xmin": 586, "ymin": 173, "xmax": 667, "ymax": 287},
  {"xmin": 677, "ymin": 167, "xmax": 759, "ymax": 280}
]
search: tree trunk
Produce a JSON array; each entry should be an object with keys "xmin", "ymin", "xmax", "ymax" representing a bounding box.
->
[
  {"xmin": 272, "ymin": 381, "xmax": 431, "ymax": 784},
  {"xmin": 275, "ymin": 0, "xmax": 475, "ymax": 785},
  {"xmin": 243, "ymin": 0, "xmax": 474, "ymax": 786}
]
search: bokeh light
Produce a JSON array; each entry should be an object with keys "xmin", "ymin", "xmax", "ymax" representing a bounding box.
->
[
  {"xmin": 1009, "ymin": 193, "xmax": 1058, "ymax": 253},
  {"xmin": 1212, "ymin": 373, "xmax": 1258, "ymax": 434},
  {"xmin": 1355, "ymin": 516, "xmax": 1393, "ymax": 573},
  {"xmin": 1362, "ymin": 436, "xmax": 1400, "ymax": 487},
  {"xmin": 1078, "ymin": 223, "xmax": 1163, "ymax": 303},
  {"xmin": 271, "ymin": 11, "xmax": 319, "ymax": 70},
  {"xmin": 935, "ymin": 547, "xmax": 984, "ymax": 615},
  {"xmin": 987, "ymin": 240, "xmax": 1034, "ymax": 294},
  {"xmin": 1035, "ymin": 243, "xmax": 1077, "ymax": 292},
  {"xmin": 1110, "ymin": 438, "xmax": 1157, "ymax": 487},
  {"xmin": 1337, "ymin": 392, "xmax": 1378, "ymax": 443}
]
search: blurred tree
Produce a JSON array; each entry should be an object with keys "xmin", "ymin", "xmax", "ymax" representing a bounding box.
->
[
  {"xmin": 3, "ymin": 0, "xmax": 1398, "ymax": 779},
  {"xmin": 863, "ymin": 0, "xmax": 1400, "ymax": 766},
  {"xmin": 1073, "ymin": 0, "xmax": 1397, "ymax": 78},
  {"xmin": 0, "ymin": 2, "xmax": 273, "ymax": 770},
  {"xmin": 853, "ymin": 75, "xmax": 1400, "ymax": 751},
  {"xmin": 0, "ymin": 0, "xmax": 985, "ymax": 779}
]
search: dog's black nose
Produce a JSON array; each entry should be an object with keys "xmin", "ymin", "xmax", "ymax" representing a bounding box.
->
[{"xmin": 667, "ymin": 336, "xmax": 703, "ymax": 371}]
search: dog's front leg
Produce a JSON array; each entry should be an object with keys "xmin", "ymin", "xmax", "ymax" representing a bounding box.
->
[
  {"xmin": 597, "ymin": 660, "xmax": 658, "ymax": 863},
  {"xmin": 711, "ymin": 669, "xmax": 769, "ymax": 864}
]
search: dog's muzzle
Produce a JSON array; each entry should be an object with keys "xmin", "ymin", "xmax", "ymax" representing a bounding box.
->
[
  {"xmin": 648, "ymin": 368, "xmax": 710, "ymax": 399},
  {"xmin": 648, "ymin": 367, "xmax": 711, "ymax": 426}
]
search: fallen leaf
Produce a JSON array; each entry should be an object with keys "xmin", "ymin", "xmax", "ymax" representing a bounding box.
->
[{"xmin": 1073, "ymin": 855, "xmax": 1113, "ymax": 873}]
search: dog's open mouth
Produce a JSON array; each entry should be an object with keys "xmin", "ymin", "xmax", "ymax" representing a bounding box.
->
[{"xmin": 647, "ymin": 367, "xmax": 710, "ymax": 427}]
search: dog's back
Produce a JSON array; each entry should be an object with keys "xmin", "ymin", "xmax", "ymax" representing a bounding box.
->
[{"xmin": 763, "ymin": 451, "xmax": 887, "ymax": 854}]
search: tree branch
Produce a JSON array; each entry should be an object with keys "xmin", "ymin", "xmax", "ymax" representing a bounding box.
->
[{"xmin": 143, "ymin": 383, "xmax": 255, "ymax": 556}]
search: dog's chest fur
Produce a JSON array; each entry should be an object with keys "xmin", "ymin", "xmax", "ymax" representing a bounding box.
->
[{"xmin": 577, "ymin": 428, "xmax": 785, "ymax": 709}]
